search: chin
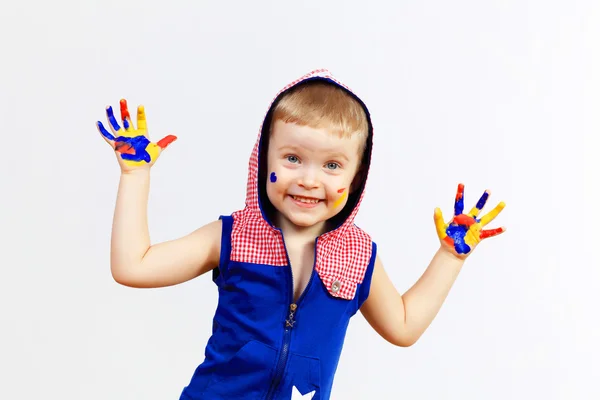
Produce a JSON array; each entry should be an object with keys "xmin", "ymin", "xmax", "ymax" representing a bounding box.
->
[
  {"xmin": 283, "ymin": 211, "xmax": 326, "ymax": 229},
  {"xmin": 289, "ymin": 216, "xmax": 322, "ymax": 228}
]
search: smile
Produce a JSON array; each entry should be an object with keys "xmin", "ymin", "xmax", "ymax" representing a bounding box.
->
[{"xmin": 290, "ymin": 195, "xmax": 322, "ymax": 204}]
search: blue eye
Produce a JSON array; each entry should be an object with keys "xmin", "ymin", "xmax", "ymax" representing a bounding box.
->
[
  {"xmin": 286, "ymin": 155, "xmax": 299, "ymax": 163},
  {"xmin": 326, "ymin": 162, "xmax": 340, "ymax": 170}
]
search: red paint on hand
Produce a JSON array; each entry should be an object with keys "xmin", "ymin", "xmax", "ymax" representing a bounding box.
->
[
  {"xmin": 455, "ymin": 183, "xmax": 464, "ymax": 202},
  {"xmin": 480, "ymin": 227, "xmax": 504, "ymax": 239},
  {"xmin": 453, "ymin": 214, "xmax": 476, "ymax": 227},
  {"xmin": 443, "ymin": 236, "xmax": 455, "ymax": 247},
  {"xmin": 115, "ymin": 142, "xmax": 135, "ymax": 154},
  {"xmin": 337, "ymin": 188, "xmax": 345, "ymax": 193},
  {"xmin": 157, "ymin": 135, "xmax": 177, "ymax": 149},
  {"xmin": 120, "ymin": 99, "xmax": 131, "ymax": 121}
]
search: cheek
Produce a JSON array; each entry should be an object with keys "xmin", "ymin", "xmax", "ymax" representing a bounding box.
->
[
  {"xmin": 328, "ymin": 172, "xmax": 354, "ymax": 195},
  {"xmin": 266, "ymin": 168, "xmax": 287, "ymax": 200},
  {"xmin": 326, "ymin": 172, "xmax": 355, "ymax": 206},
  {"xmin": 331, "ymin": 187, "xmax": 348, "ymax": 209}
]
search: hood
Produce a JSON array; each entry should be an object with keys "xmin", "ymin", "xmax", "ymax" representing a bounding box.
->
[
  {"xmin": 248, "ymin": 68, "xmax": 374, "ymax": 232},
  {"xmin": 230, "ymin": 69, "xmax": 374, "ymax": 301}
]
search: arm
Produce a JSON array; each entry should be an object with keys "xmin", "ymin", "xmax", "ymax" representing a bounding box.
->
[
  {"xmin": 360, "ymin": 249, "xmax": 463, "ymax": 347},
  {"xmin": 97, "ymin": 99, "xmax": 221, "ymax": 288},
  {"xmin": 110, "ymin": 169, "xmax": 222, "ymax": 288},
  {"xmin": 360, "ymin": 183, "xmax": 506, "ymax": 347}
]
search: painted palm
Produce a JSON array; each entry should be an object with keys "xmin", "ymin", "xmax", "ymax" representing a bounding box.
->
[
  {"xmin": 435, "ymin": 184, "xmax": 505, "ymax": 257},
  {"xmin": 96, "ymin": 99, "xmax": 176, "ymax": 168}
]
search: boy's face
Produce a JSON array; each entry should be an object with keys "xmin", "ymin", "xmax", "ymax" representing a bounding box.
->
[{"xmin": 266, "ymin": 120, "xmax": 364, "ymax": 231}]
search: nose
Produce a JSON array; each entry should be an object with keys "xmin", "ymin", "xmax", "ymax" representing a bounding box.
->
[{"xmin": 297, "ymin": 167, "xmax": 319, "ymax": 189}]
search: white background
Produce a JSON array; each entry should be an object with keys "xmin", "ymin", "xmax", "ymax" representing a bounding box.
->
[{"xmin": 1, "ymin": 0, "xmax": 599, "ymax": 399}]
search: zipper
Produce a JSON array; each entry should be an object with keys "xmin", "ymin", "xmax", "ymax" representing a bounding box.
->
[
  {"xmin": 265, "ymin": 233, "xmax": 318, "ymax": 400},
  {"xmin": 265, "ymin": 303, "xmax": 296, "ymax": 400}
]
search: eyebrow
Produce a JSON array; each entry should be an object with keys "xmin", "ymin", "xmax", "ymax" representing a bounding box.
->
[
  {"xmin": 277, "ymin": 145, "xmax": 350, "ymax": 162},
  {"xmin": 327, "ymin": 152, "xmax": 350, "ymax": 162}
]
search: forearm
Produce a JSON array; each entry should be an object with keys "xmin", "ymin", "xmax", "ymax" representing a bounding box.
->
[
  {"xmin": 110, "ymin": 169, "xmax": 151, "ymax": 280},
  {"xmin": 400, "ymin": 247, "xmax": 464, "ymax": 342}
]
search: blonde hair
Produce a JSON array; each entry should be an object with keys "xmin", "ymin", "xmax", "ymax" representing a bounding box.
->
[{"xmin": 270, "ymin": 81, "xmax": 369, "ymax": 150}]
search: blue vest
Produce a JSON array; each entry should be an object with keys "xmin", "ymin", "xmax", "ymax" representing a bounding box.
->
[{"xmin": 180, "ymin": 215, "xmax": 377, "ymax": 399}]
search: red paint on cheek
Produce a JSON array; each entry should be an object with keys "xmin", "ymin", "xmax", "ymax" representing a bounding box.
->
[{"xmin": 337, "ymin": 188, "xmax": 345, "ymax": 193}]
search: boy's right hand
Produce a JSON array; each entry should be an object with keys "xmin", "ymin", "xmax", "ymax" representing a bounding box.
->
[{"xmin": 96, "ymin": 99, "xmax": 177, "ymax": 173}]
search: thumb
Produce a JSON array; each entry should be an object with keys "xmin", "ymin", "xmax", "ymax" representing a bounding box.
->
[
  {"xmin": 433, "ymin": 207, "xmax": 447, "ymax": 240},
  {"xmin": 156, "ymin": 135, "xmax": 177, "ymax": 149}
]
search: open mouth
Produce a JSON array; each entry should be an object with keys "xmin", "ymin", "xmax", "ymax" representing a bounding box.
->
[{"xmin": 290, "ymin": 195, "xmax": 322, "ymax": 205}]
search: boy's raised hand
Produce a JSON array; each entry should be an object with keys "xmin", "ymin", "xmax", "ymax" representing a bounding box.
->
[
  {"xmin": 96, "ymin": 99, "xmax": 177, "ymax": 172},
  {"xmin": 434, "ymin": 183, "xmax": 506, "ymax": 259}
]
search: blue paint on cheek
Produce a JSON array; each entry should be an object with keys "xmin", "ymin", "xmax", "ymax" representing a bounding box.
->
[
  {"xmin": 446, "ymin": 224, "xmax": 471, "ymax": 254},
  {"xmin": 270, "ymin": 172, "xmax": 277, "ymax": 183}
]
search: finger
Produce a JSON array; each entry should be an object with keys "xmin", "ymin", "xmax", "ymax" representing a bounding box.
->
[
  {"xmin": 120, "ymin": 99, "xmax": 132, "ymax": 131},
  {"xmin": 106, "ymin": 106, "xmax": 121, "ymax": 133},
  {"xmin": 156, "ymin": 134, "xmax": 177, "ymax": 149},
  {"xmin": 96, "ymin": 121, "xmax": 115, "ymax": 146},
  {"xmin": 480, "ymin": 227, "xmax": 505, "ymax": 239},
  {"xmin": 137, "ymin": 105, "xmax": 147, "ymax": 134},
  {"xmin": 479, "ymin": 201, "xmax": 506, "ymax": 226},
  {"xmin": 434, "ymin": 207, "xmax": 447, "ymax": 240},
  {"xmin": 468, "ymin": 190, "xmax": 490, "ymax": 218},
  {"xmin": 454, "ymin": 183, "xmax": 465, "ymax": 216}
]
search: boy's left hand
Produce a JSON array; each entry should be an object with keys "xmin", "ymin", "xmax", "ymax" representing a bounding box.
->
[{"xmin": 434, "ymin": 183, "xmax": 506, "ymax": 259}]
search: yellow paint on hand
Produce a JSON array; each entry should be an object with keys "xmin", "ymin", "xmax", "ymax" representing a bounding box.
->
[
  {"xmin": 434, "ymin": 207, "xmax": 447, "ymax": 240},
  {"xmin": 479, "ymin": 202, "xmax": 505, "ymax": 226}
]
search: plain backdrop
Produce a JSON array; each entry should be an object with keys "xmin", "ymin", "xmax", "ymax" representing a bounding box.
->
[{"xmin": 1, "ymin": 0, "xmax": 599, "ymax": 399}]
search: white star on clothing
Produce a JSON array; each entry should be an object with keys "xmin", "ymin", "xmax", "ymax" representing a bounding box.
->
[{"xmin": 291, "ymin": 385, "xmax": 315, "ymax": 399}]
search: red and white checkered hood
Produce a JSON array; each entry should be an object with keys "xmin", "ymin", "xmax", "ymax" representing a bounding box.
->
[{"xmin": 229, "ymin": 69, "xmax": 373, "ymax": 300}]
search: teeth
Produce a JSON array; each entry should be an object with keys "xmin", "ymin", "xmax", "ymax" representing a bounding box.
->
[{"xmin": 292, "ymin": 195, "xmax": 320, "ymax": 204}]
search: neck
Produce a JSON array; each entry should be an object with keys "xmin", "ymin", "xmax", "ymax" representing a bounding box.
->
[{"xmin": 273, "ymin": 214, "xmax": 328, "ymax": 244}]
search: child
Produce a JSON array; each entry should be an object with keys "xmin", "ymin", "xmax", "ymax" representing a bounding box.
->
[{"xmin": 96, "ymin": 69, "xmax": 506, "ymax": 400}]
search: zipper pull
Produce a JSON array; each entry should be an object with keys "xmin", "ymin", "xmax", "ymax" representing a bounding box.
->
[{"xmin": 285, "ymin": 303, "xmax": 297, "ymax": 329}]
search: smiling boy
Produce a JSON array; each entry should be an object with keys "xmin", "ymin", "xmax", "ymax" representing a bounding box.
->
[{"xmin": 97, "ymin": 69, "xmax": 505, "ymax": 399}]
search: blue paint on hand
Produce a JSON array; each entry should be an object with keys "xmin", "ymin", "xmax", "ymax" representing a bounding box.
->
[
  {"xmin": 270, "ymin": 172, "xmax": 277, "ymax": 183},
  {"xmin": 123, "ymin": 118, "xmax": 130, "ymax": 130},
  {"xmin": 454, "ymin": 195, "xmax": 464, "ymax": 216},
  {"xmin": 475, "ymin": 191, "xmax": 489, "ymax": 211},
  {"xmin": 106, "ymin": 106, "xmax": 121, "ymax": 131},
  {"xmin": 114, "ymin": 135, "xmax": 152, "ymax": 163},
  {"xmin": 97, "ymin": 121, "xmax": 115, "ymax": 140},
  {"xmin": 446, "ymin": 224, "xmax": 471, "ymax": 254},
  {"xmin": 121, "ymin": 151, "xmax": 151, "ymax": 162}
]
